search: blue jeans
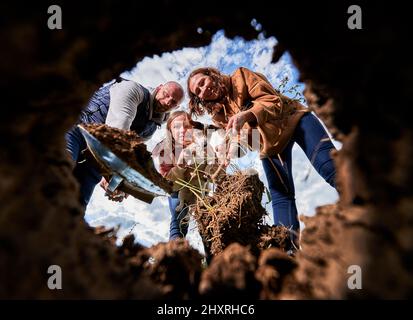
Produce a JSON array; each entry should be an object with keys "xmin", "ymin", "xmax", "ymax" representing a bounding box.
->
[
  {"xmin": 262, "ymin": 113, "xmax": 336, "ymax": 233},
  {"xmin": 168, "ymin": 192, "xmax": 189, "ymax": 240},
  {"xmin": 168, "ymin": 192, "xmax": 213, "ymax": 262},
  {"xmin": 66, "ymin": 126, "xmax": 102, "ymax": 207}
]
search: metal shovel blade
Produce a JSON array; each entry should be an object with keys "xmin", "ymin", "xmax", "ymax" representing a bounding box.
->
[{"xmin": 78, "ymin": 125, "xmax": 169, "ymax": 199}]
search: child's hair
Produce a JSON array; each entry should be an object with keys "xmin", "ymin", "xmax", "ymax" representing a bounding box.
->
[{"xmin": 166, "ymin": 110, "xmax": 203, "ymax": 134}]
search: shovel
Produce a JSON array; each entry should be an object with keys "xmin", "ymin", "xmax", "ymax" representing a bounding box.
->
[{"xmin": 78, "ymin": 125, "xmax": 170, "ymax": 204}]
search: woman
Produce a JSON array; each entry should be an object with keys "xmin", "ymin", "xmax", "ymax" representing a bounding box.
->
[
  {"xmin": 153, "ymin": 111, "xmax": 218, "ymax": 241},
  {"xmin": 187, "ymin": 67, "xmax": 337, "ymax": 247}
]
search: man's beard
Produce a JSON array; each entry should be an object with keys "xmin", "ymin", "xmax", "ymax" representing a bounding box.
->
[{"xmin": 154, "ymin": 101, "xmax": 167, "ymax": 113}]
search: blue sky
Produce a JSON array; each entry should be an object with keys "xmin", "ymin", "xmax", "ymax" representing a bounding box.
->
[{"xmin": 85, "ymin": 30, "xmax": 339, "ymax": 253}]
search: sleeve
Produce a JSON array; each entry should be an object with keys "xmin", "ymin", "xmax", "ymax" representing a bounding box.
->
[
  {"xmin": 238, "ymin": 67, "xmax": 283, "ymax": 126},
  {"xmin": 105, "ymin": 81, "xmax": 145, "ymax": 130},
  {"xmin": 159, "ymin": 162, "xmax": 174, "ymax": 177}
]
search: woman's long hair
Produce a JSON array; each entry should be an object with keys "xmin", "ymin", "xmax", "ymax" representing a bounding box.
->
[{"xmin": 187, "ymin": 67, "xmax": 228, "ymax": 117}]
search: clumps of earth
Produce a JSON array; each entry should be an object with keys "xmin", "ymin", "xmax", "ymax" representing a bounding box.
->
[
  {"xmin": 84, "ymin": 125, "xmax": 351, "ymax": 300},
  {"xmin": 92, "ymin": 168, "xmax": 340, "ymax": 299},
  {"xmin": 193, "ymin": 172, "xmax": 291, "ymax": 256}
]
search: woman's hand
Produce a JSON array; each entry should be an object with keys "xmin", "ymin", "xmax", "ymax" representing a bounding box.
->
[{"xmin": 226, "ymin": 111, "xmax": 256, "ymax": 134}]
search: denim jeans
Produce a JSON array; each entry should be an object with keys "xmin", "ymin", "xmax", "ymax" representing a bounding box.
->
[
  {"xmin": 262, "ymin": 113, "xmax": 336, "ymax": 234},
  {"xmin": 168, "ymin": 192, "xmax": 189, "ymax": 240},
  {"xmin": 66, "ymin": 126, "xmax": 102, "ymax": 207},
  {"xmin": 168, "ymin": 192, "xmax": 213, "ymax": 262}
]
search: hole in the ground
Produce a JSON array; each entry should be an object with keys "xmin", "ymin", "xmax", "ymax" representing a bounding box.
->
[
  {"xmin": 82, "ymin": 30, "xmax": 339, "ymax": 254},
  {"xmin": 3, "ymin": 1, "xmax": 407, "ymax": 300}
]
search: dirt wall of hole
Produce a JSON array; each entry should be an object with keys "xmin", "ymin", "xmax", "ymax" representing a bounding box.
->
[{"xmin": 1, "ymin": 1, "xmax": 411, "ymax": 298}]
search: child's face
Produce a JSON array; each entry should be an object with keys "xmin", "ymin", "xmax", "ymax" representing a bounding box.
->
[{"xmin": 170, "ymin": 115, "xmax": 193, "ymax": 146}]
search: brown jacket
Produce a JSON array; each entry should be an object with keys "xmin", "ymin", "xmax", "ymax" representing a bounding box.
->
[{"xmin": 212, "ymin": 67, "xmax": 309, "ymax": 159}]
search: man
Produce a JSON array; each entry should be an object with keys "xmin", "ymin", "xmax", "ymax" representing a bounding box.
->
[{"xmin": 66, "ymin": 77, "xmax": 184, "ymax": 207}]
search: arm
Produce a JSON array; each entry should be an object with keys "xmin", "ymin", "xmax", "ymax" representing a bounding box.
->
[
  {"xmin": 156, "ymin": 147, "xmax": 186, "ymax": 180},
  {"xmin": 105, "ymin": 81, "xmax": 146, "ymax": 130},
  {"xmin": 226, "ymin": 68, "xmax": 283, "ymax": 133},
  {"xmin": 240, "ymin": 67, "xmax": 283, "ymax": 126}
]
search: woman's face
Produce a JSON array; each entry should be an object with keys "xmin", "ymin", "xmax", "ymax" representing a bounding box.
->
[
  {"xmin": 170, "ymin": 115, "xmax": 193, "ymax": 146},
  {"xmin": 189, "ymin": 73, "xmax": 221, "ymax": 101}
]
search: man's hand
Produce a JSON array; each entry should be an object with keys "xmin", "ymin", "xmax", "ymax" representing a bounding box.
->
[
  {"xmin": 99, "ymin": 177, "xmax": 129, "ymax": 202},
  {"xmin": 226, "ymin": 111, "xmax": 255, "ymax": 134}
]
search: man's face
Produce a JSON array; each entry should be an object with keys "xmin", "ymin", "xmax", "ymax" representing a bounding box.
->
[{"xmin": 154, "ymin": 84, "xmax": 183, "ymax": 113}]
